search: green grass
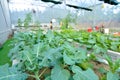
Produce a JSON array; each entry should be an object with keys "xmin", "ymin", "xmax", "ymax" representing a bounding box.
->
[{"xmin": 0, "ymin": 39, "xmax": 12, "ymax": 66}]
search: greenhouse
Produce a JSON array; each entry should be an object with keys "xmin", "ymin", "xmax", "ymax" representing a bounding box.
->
[{"xmin": 0, "ymin": 0, "xmax": 120, "ymax": 80}]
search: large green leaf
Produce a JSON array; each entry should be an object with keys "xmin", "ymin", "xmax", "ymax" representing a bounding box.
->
[
  {"xmin": 75, "ymin": 47, "xmax": 87, "ymax": 60},
  {"xmin": 51, "ymin": 65, "xmax": 70, "ymax": 80},
  {"xmin": 93, "ymin": 44, "xmax": 107, "ymax": 54},
  {"xmin": 107, "ymin": 72, "xmax": 119, "ymax": 80},
  {"xmin": 63, "ymin": 42, "xmax": 76, "ymax": 53},
  {"xmin": 0, "ymin": 64, "xmax": 27, "ymax": 80},
  {"xmin": 36, "ymin": 29, "xmax": 44, "ymax": 42},
  {"xmin": 23, "ymin": 50, "xmax": 33, "ymax": 65},
  {"xmin": 40, "ymin": 47, "xmax": 62, "ymax": 67},
  {"xmin": 100, "ymin": 35, "xmax": 107, "ymax": 42},
  {"xmin": 33, "ymin": 43, "xmax": 48, "ymax": 57},
  {"xmin": 46, "ymin": 30, "xmax": 54, "ymax": 42},
  {"xmin": 63, "ymin": 52, "xmax": 75, "ymax": 65},
  {"xmin": 72, "ymin": 65, "xmax": 99, "ymax": 80},
  {"xmin": 88, "ymin": 39, "xmax": 96, "ymax": 44}
]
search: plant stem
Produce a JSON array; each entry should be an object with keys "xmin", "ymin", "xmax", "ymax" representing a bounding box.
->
[
  {"xmin": 29, "ymin": 74, "xmax": 36, "ymax": 78},
  {"xmin": 39, "ymin": 68, "xmax": 48, "ymax": 78},
  {"xmin": 35, "ymin": 71, "xmax": 40, "ymax": 80}
]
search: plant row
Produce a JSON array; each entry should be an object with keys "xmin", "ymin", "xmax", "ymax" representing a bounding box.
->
[{"xmin": 0, "ymin": 29, "xmax": 120, "ymax": 80}]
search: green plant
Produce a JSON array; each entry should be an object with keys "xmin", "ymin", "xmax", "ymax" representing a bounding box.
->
[
  {"xmin": 17, "ymin": 18, "xmax": 22, "ymax": 27},
  {"xmin": 103, "ymin": 54, "xmax": 120, "ymax": 80},
  {"xmin": 104, "ymin": 54, "xmax": 120, "ymax": 73},
  {"xmin": 9, "ymin": 30, "xmax": 100, "ymax": 80},
  {"xmin": 9, "ymin": 30, "xmax": 65, "ymax": 80},
  {"xmin": 60, "ymin": 13, "xmax": 76, "ymax": 29},
  {"xmin": 8, "ymin": 29, "xmax": 120, "ymax": 80},
  {"xmin": 108, "ymin": 36, "xmax": 120, "ymax": 52},
  {"xmin": 72, "ymin": 65, "xmax": 99, "ymax": 80},
  {"xmin": 24, "ymin": 13, "xmax": 32, "ymax": 27},
  {"xmin": 0, "ymin": 64, "xmax": 27, "ymax": 80}
]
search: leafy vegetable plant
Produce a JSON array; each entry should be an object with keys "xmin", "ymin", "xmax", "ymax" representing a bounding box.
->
[
  {"xmin": 0, "ymin": 64, "xmax": 27, "ymax": 80},
  {"xmin": 7, "ymin": 29, "xmax": 120, "ymax": 80}
]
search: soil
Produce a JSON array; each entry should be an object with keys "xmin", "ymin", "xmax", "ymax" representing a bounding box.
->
[
  {"xmin": 91, "ymin": 61, "xmax": 109, "ymax": 79},
  {"xmin": 27, "ymin": 68, "xmax": 51, "ymax": 80}
]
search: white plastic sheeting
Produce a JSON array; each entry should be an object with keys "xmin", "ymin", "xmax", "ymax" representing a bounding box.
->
[
  {"xmin": 0, "ymin": 0, "xmax": 12, "ymax": 44},
  {"xmin": 9, "ymin": 0, "xmax": 120, "ymax": 29}
]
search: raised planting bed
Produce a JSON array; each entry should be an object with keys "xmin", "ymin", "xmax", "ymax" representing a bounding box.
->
[
  {"xmin": 1, "ymin": 29, "xmax": 120, "ymax": 80},
  {"xmin": 107, "ymin": 50, "xmax": 120, "ymax": 61}
]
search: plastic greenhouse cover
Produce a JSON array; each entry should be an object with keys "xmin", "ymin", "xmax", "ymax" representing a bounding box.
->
[{"xmin": 9, "ymin": 0, "xmax": 102, "ymax": 9}]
